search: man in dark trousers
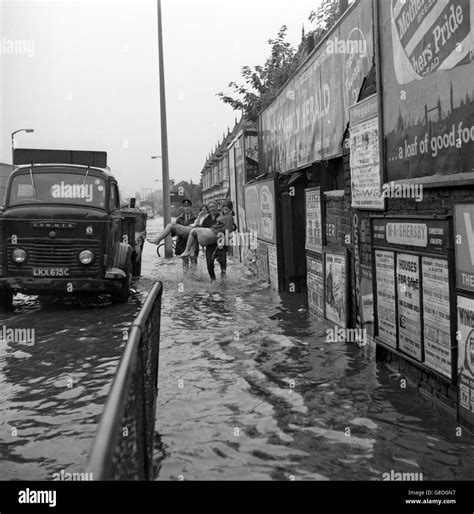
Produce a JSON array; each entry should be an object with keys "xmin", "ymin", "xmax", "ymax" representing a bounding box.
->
[
  {"xmin": 200, "ymin": 200, "xmax": 226, "ymax": 281},
  {"xmin": 174, "ymin": 199, "xmax": 196, "ymax": 256}
]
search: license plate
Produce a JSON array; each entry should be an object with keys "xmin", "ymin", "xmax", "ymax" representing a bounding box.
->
[{"xmin": 32, "ymin": 267, "xmax": 70, "ymax": 278}]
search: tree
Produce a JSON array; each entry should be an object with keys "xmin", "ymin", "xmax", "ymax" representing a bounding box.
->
[
  {"xmin": 307, "ymin": 0, "xmax": 342, "ymax": 48},
  {"xmin": 216, "ymin": 26, "xmax": 298, "ymax": 121},
  {"xmin": 216, "ymin": 0, "xmax": 344, "ymax": 121}
]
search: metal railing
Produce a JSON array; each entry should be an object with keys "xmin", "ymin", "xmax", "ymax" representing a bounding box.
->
[{"xmin": 86, "ymin": 282, "xmax": 163, "ymax": 480}]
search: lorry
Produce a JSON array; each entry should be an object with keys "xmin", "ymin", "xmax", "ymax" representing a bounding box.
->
[{"xmin": 0, "ymin": 148, "xmax": 146, "ymax": 309}]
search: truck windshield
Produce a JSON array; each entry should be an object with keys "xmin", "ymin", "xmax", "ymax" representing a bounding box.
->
[{"xmin": 8, "ymin": 172, "xmax": 107, "ymax": 208}]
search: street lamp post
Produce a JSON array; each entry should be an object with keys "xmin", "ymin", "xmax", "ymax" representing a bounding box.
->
[
  {"xmin": 157, "ymin": 0, "xmax": 172, "ymax": 257},
  {"xmin": 11, "ymin": 128, "xmax": 34, "ymax": 165}
]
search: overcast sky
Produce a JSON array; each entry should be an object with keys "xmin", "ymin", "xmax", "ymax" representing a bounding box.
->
[{"xmin": 0, "ymin": 0, "xmax": 321, "ymax": 197}]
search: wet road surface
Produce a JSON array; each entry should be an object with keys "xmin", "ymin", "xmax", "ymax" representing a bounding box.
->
[{"xmin": 1, "ymin": 217, "xmax": 474, "ymax": 480}]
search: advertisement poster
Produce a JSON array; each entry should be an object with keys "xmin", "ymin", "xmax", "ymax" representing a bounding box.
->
[
  {"xmin": 379, "ymin": 0, "xmax": 474, "ymax": 180},
  {"xmin": 455, "ymin": 203, "xmax": 474, "ymax": 294},
  {"xmin": 305, "ymin": 188, "xmax": 323, "ymax": 253},
  {"xmin": 267, "ymin": 244, "xmax": 279, "ymax": 291},
  {"xmin": 375, "ymin": 250, "xmax": 397, "ymax": 348},
  {"xmin": 259, "ymin": 0, "xmax": 373, "ymax": 174},
  {"xmin": 458, "ymin": 295, "xmax": 474, "ymax": 423},
  {"xmin": 397, "ymin": 254, "xmax": 422, "ymax": 361},
  {"xmin": 349, "ymin": 95, "xmax": 384, "ymax": 209},
  {"xmin": 257, "ymin": 242, "xmax": 269, "ymax": 282},
  {"xmin": 422, "ymin": 257, "xmax": 452, "ymax": 378},
  {"xmin": 325, "ymin": 251, "xmax": 347, "ymax": 328},
  {"xmin": 244, "ymin": 179, "xmax": 276, "ymax": 244},
  {"xmin": 307, "ymin": 255, "xmax": 324, "ymax": 317}
]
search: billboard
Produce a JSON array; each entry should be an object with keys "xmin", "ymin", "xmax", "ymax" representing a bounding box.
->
[
  {"xmin": 244, "ymin": 179, "xmax": 276, "ymax": 244},
  {"xmin": 379, "ymin": 0, "xmax": 474, "ymax": 181},
  {"xmin": 349, "ymin": 95, "xmax": 384, "ymax": 210},
  {"xmin": 455, "ymin": 203, "xmax": 474, "ymax": 294},
  {"xmin": 259, "ymin": 0, "xmax": 373, "ymax": 174},
  {"xmin": 458, "ymin": 295, "xmax": 474, "ymax": 426}
]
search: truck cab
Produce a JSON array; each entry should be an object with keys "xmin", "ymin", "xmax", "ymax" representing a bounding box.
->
[{"xmin": 0, "ymin": 149, "xmax": 146, "ymax": 309}]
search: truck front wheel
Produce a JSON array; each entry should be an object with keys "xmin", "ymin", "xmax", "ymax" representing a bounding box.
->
[
  {"xmin": 112, "ymin": 259, "xmax": 132, "ymax": 304},
  {"xmin": 0, "ymin": 290, "xmax": 14, "ymax": 311}
]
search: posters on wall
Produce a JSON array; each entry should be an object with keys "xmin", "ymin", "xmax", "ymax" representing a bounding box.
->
[
  {"xmin": 455, "ymin": 203, "xmax": 474, "ymax": 294},
  {"xmin": 349, "ymin": 95, "xmax": 384, "ymax": 210},
  {"xmin": 379, "ymin": 0, "xmax": 474, "ymax": 181},
  {"xmin": 375, "ymin": 250, "xmax": 397, "ymax": 348},
  {"xmin": 257, "ymin": 243, "xmax": 269, "ymax": 281},
  {"xmin": 259, "ymin": 0, "xmax": 373, "ymax": 174},
  {"xmin": 305, "ymin": 188, "xmax": 323, "ymax": 254},
  {"xmin": 267, "ymin": 244, "xmax": 279, "ymax": 291},
  {"xmin": 397, "ymin": 254, "xmax": 422, "ymax": 361},
  {"xmin": 244, "ymin": 179, "xmax": 276, "ymax": 244},
  {"xmin": 422, "ymin": 257, "xmax": 452, "ymax": 378},
  {"xmin": 325, "ymin": 251, "xmax": 347, "ymax": 328},
  {"xmin": 457, "ymin": 296, "xmax": 474, "ymax": 422},
  {"xmin": 307, "ymin": 255, "xmax": 324, "ymax": 317}
]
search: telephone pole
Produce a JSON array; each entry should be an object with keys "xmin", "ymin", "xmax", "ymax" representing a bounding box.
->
[{"xmin": 157, "ymin": 0, "xmax": 172, "ymax": 257}]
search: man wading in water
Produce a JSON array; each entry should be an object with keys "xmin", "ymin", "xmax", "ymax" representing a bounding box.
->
[
  {"xmin": 147, "ymin": 198, "xmax": 199, "ymax": 268},
  {"xmin": 181, "ymin": 199, "xmax": 236, "ymax": 281}
]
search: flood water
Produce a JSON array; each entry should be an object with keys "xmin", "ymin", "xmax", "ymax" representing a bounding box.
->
[{"xmin": 1, "ymin": 217, "xmax": 473, "ymax": 480}]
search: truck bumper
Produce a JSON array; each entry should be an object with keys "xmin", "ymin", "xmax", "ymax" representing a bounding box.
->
[{"xmin": 0, "ymin": 277, "xmax": 123, "ymax": 296}]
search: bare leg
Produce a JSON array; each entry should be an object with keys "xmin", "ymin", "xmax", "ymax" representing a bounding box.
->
[
  {"xmin": 148, "ymin": 223, "xmax": 174, "ymax": 244},
  {"xmin": 180, "ymin": 229, "xmax": 198, "ymax": 257}
]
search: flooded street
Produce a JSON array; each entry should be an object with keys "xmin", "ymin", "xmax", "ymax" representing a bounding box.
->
[
  {"xmin": 145, "ymin": 219, "xmax": 474, "ymax": 481},
  {"xmin": 1, "ymin": 217, "xmax": 474, "ymax": 481}
]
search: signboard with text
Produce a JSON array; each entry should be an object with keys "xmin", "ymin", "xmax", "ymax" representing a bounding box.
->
[
  {"xmin": 244, "ymin": 179, "xmax": 276, "ymax": 244},
  {"xmin": 349, "ymin": 95, "xmax": 384, "ymax": 210},
  {"xmin": 372, "ymin": 216, "xmax": 454, "ymax": 378},
  {"xmin": 307, "ymin": 254, "xmax": 324, "ymax": 317},
  {"xmin": 375, "ymin": 250, "xmax": 397, "ymax": 348},
  {"xmin": 324, "ymin": 249, "xmax": 348, "ymax": 328},
  {"xmin": 372, "ymin": 218, "xmax": 449, "ymax": 254},
  {"xmin": 305, "ymin": 187, "xmax": 323, "ymax": 254},
  {"xmin": 397, "ymin": 253, "xmax": 422, "ymax": 361},
  {"xmin": 422, "ymin": 257, "xmax": 452, "ymax": 378},
  {"xmin": 379, "ymin": 0, "xmax": 474, "ymax": 181},
  {"xmin": 458, "ymin": 295, "xmax": 474, "ymax": 427},
  {"xmin": 259, "ymin": 0, "xmax": 373, "ymax": 174},
  {"xmin": 455, "ymin": 203, "xmax": 474, "ymax": 294}
]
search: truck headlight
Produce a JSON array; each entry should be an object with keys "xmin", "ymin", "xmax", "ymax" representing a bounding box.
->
[
  {"xmin": 12, "ymin": 248, "xmax": 27, "ymax": 263},
  {"xmin": 79, "ymin": 250, "xmax": 94, "ymax": 265}
]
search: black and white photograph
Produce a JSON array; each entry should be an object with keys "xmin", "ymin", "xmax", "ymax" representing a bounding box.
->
[{"xmin": 0, "ymin": 1, "xmax": 474, "ymax": 513}]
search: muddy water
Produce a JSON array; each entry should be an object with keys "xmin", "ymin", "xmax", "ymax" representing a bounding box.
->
[
  {"xmin": 144, "ymin": 219, "xmax": 474, "ymax": 481},
  {"xmin": 1, "ymin": 217, "xmax": 473, "ymax": 481}
]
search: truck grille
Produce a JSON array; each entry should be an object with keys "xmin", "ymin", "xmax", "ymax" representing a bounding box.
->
[{"xmin": 7, "ymin": 239, "xmax": 101, "ymax": 277}]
